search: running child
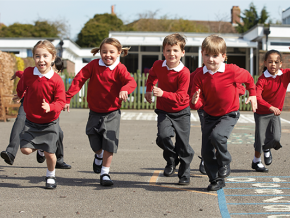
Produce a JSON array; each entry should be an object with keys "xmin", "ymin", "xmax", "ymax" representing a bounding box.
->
[
  {"xmin": 17, "ymin": 40, "xmax": 66, "ymax": 189},
  {"xmin": 145, "ymin": 33, "xmax": 194, "ymax": 185},
  {"xmin": 252, "ymin": 50, "xmax": 290, "ymax": 172},
  {"xmin": 1, "ymin": 70, "xmax": 71, "ymax": 169},
  {"xmin": 190, "ymin": 35, "xmax": 257, "ymax": 191},
  {"xmin": 64, "ymin": 38, "xmax": 137, "ymax": 186}
]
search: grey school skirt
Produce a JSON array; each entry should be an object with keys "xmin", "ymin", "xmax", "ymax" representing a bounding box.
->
[
  {"xmin": 20, "ymin": 118, "xmax": 60, "ymax": 154},
  {"xmin": 254, "ymin": 113, "xmax": 281, "ymax": 153},
  {"xmin": 86, "ymin": 109, "xmax": 121, "ymax": 153}
]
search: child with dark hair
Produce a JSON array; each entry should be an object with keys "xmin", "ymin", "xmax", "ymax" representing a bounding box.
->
[{"xmin": 252, "ymin": 49, "xmax": 290, "ymax": 172}]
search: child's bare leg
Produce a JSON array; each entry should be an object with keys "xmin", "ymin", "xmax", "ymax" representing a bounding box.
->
[
  {"xmin": 103, "ymin": 150, "xmax": 113, "ymax": 167},
  {"xmin": 21, "ymin": 148, "xmax": 37, "ymax": 155},
  {"xmin": 44, "ymin": 152, "xmax": 56, "ymax": 171},
  {"xmin": 254, "ymin": 151, "xmax": 261, "ymax": 158}
]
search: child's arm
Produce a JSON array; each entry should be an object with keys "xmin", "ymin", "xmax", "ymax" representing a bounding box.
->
[
  {"xmin": 189, "ymin": 74, "xmax": 204, "ymax": 110},
  {"xmin": 16, "ymin": 70, "xmax": 28, "ymax": 99},
  {"xmin": 45, "ymin": 79, "xmax": 66, "ymax": 113},
  {"xmin": 65, "ymin": 62, "xmax": 93, "ymax": 108},
  {"xmin": 233, "ymin": 65, "xmax": 256, "ymax": 112},
  {"xmin": 269, "ymin": 106, "xmax": 281, "ymax": 116},
  {"xmin": 118, "ymin": 66, "xmax": 137, "ymax": 102},
  {"xmin": 145, "ymin": 64, "xmax": 158, "ymax": 103}
]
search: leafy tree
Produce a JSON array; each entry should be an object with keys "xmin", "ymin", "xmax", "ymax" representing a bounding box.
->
[
  {"xmin": 76, "ymin": 13, "xmax": 127, "ymax": 47},
  {"xmin": 236, "ymin": 2, "xmax": 269, "ymax": 33},
  {"xmin": 0, "ymin": 19, "xmax": 70, "ymax": 38}
]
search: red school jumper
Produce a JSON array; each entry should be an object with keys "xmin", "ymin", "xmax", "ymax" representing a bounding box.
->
[
  {"xmin": 146, "ymin": 60, "xmax": 190, "ymax": 113},
  {"xmin": 66, "ymin": 59, "xmax": 137, "ymax": 113},
  {"xmin": 16, "ymin": 67, "xmax": 66, "ymax": 124},
  {"xmin": 189, "ymin": 64, "xmax": 256, "ymax": 116},
  {"xmin": 256, "ymin": 68, "xmax": 290, "ymax": 115}
]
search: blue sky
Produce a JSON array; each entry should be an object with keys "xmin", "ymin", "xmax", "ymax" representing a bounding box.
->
[{"xmin": 0, "ymin": 0, "xmax": 289, "ymax": 40}]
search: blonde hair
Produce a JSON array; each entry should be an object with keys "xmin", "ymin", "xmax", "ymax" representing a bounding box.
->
[
  {"xmin": 33, "ymin": 40, "xmax": 57, "ymax": 58},
  {"xmin": 202, "ymin": 35, "xmax": 226, "ymax": 55},
  {"xmin": 163, "ymin": 33, "xmax": 186, "ymax": 51},
  {"xmin": 91, "ymin": 38, "xmax": 130, "ymax": 56}
]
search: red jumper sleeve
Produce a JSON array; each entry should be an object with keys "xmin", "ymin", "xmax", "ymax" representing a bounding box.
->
[
  {"xmin": 118, "ymin": 66, "xmax": 137, "ymax": 94},
  {"xmin": 49, "ymin": 78, "xmax": 66, "ymax": 113}
]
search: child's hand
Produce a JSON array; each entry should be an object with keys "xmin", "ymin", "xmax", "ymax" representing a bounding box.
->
[
  {"xmin": 42, "ymin": 99, "xmax": 50, "ymax": 113},
  {"xmin": 119, "ymin": 91, "xmax": 128, "ymax": 102},
  {"xmin": 12, "ymin": 94, "xmax": 21, "ymax": 103},
  {"xmin": 63, "ymin": 104, "xmax": 70, "ymax": 112},
  {"xmin": 145, "ymin": 92, "xmax": 152, "ymax": 103},
  {"xmin": 152, "ymin": 86, "xmax": 163, "ymax": 97},
  {"xmin": 246, "ymin": 96, "xmax": 257, "ymax": 112},
  {"xmin": 269, "ymin": 106, "xmax": 281, "ymax": 116},
  {"xmin": 11, "ymin": 72, "xmax": 17, "ymax": 80},
  {"xmin": 191, "ymin": 89, "xmax": 200, "ymax": 105}
]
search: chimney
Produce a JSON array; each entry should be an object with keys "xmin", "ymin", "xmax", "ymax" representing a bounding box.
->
[
  {"xmin": 111, "ymin": 5, "xmax": 115, "ymax": 15},
  {"xmin": 231, "ymin": 6, "xmax": 240, "ymax": 25}
]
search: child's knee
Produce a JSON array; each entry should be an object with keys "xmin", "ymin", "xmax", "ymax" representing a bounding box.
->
[
  {"xmin": 21, "ymin": 148, "xmax": 31, "ymax": 155},
  {"xmin": 210, "ymin": 131, "xmax": 226, "ymax": 146}
]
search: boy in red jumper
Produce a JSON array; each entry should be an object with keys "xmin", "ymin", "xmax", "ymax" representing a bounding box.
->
[
  {"xmin": 190, "ymin": 35, "xmax": 257, "ymax": 191},
  {"xmin": 145, "ymin": 33, "xmax": 194, "ymax": 185},
  {"xmin": 252, "ymin": 50, "xmax": 290, "ymax": 173}
]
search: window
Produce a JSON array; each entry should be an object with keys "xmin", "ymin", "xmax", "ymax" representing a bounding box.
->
[
  {"xmin": 27, "ymin": 49, "xmax": 33, "ymax": 57},
  {"xmin": 2, "ymin": 51, "xmax": 20, "ymax": 55},
  {"xmin": 270, "ymin": 42, "xmax": 290, "ymax": 46},
  {"xmin": 120, "ymin": 53, "xmax": 138, "ymax": 73},
  {"xmin": 185, "ymin": 47, "xmax": 198, "ymax": 53},
  {"xmin": 141, "ymin": 46, "xmax": 160, "ymax": 52},
  {"xmin": 82, "ymin": 58, "xmax": 92, "ymax": 63}
]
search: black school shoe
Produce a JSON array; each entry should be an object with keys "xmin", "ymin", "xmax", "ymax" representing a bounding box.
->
[
  {"xmin": 1, "ymin": 151, "xmax": 15, "ymax": 165},
  {"xmin": 56, "ymin": 162, "xmax": 71, "ymax": 169},
  {"xmin": 252, "ymin": 161, "xmax": 268, "ymax": 172},
  {"xmin": 218, "ymin": 164, "xmax": 231, "ymax": 178},
  {"xmin": 163, "ymin": 158, "xmax": 180, "ymax": 177},
  {"xmin": 45, "ymin": 177, "xmax": 57, "ymax": 189},
  {"xmin": 198, "ymin": 156, "xmax": 206, "ymax": 175},
  {"xmin": 93, "ymin": 154, "xmax": 102, "ymax": 174},
  {"xmin": 263, "ymin": 150, "xmax": 272, "ymax": 166},
  {"xmin": 36, "ymin": 151, "xmax": 46, "ymax": 163},
  {"xmin": 178, "ymin": 177, "xmax": 190, "ymax": 185},
  {"xmin": 100, "ymin": 174, "xmax": 114, "ymax": 186},
  {"xmin": 207, "ymin": 179, "xmax": 225, "ymax": 191}
]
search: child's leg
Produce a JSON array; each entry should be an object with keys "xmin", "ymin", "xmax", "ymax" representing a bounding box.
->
[
  {"xmin": 1, "ymin": 102, "xmax": 26, "ymax": 165},
  {"xmin": 155, "ymin": 110, "xmax": 177, "ymax": 166},
  {"xmin": 20, "ymin": 148, "xmax": 37, "ymax": 155},
  {"xmin": 100, "ymin": 150, "xmax": 113, "ymax": 181},
  {"xmin": 44, "ymin": 152, "xmax": 56, "ymax": 172},
  {"xmin": 263, "ymin": 115, "xmax": 282, "ymax": 151},
  {"xmin": 172, "ymin": 108, "xmax": 194, "ymax": 181},
  {"xmin": 44, "ymin": 152, "xmax": 57, "ymax": 189}
]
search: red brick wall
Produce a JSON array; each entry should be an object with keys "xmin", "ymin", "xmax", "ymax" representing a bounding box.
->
[
  {"xmin": 63, "ymin": 59, "xmax": 75, "ymax": 76},
  {"xmin": 258, "ymin": 50, "xmax": 290, "ymax": 111}
]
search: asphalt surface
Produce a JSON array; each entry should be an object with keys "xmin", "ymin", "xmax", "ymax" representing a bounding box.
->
[{"xmin": 1, "ymin": 109, "xmax": 290, "ymax": 218}]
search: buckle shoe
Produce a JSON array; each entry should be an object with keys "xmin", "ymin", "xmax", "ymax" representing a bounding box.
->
[{"xmin": 252, "ymin": 161, "xmax": 268, "ymax": 172}]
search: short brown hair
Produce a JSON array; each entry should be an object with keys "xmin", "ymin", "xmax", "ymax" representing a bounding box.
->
[
  {"xmin": 202, "ymin": 35, "xmax": 226, "ymax": 55},
  {"xmin": 163, "ymin": 33, "xmax": 186, "ymax": 51},
  {"xmin": 91, "ymin": 38, "xmax": 130, "ymax": 56}
]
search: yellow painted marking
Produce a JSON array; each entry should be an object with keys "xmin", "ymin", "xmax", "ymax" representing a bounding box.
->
[{"xmin": 149, "ymin": 170, "xmax": 217, "ymax": 196}]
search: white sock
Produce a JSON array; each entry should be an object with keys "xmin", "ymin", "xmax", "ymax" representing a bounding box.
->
[
  {"xmin": 95, "ymin": 150, "xmax": 103, "ymax": 165},
  {"xmin": 101, "ymin": 166, "xmax": 110, "ymax": 181},
  {"xmin": 38, "ymin": 150, "xmax": 45, "ymax": 156},
  {"xmin": 46, "ymin": 169, "xmax": 55, "ymax": 184},
  {"xmin": 253, "ymin": 156, "xmax": 261, "ymax": 163},
  {"xmin": 264, "ymin": 150, "xmax": 270, "ymax": 158}
]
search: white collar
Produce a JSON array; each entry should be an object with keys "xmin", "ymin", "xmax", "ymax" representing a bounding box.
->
[
  {"xmin": 162, "ymin": 60, "xmax": 184, "ymax": 72},
  {"xmin": 264, "ymin": 69, "xmax": 283, "ymax": 78},
  {"xmin": 203, "ymin": 63, "xmax": 225, "ymax": 75},
  {"xmin": 99, "ymin": 59, "xmax": 119, "ymax": 70},
  {"xmin": 33, "ymin": 67, "xmax": 54, "ymax": 79}
]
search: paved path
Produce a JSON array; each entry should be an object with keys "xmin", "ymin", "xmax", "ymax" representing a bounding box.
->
[{"xmin": 0, "ymin": 109, "xmax": 290, "ymax": 217}]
